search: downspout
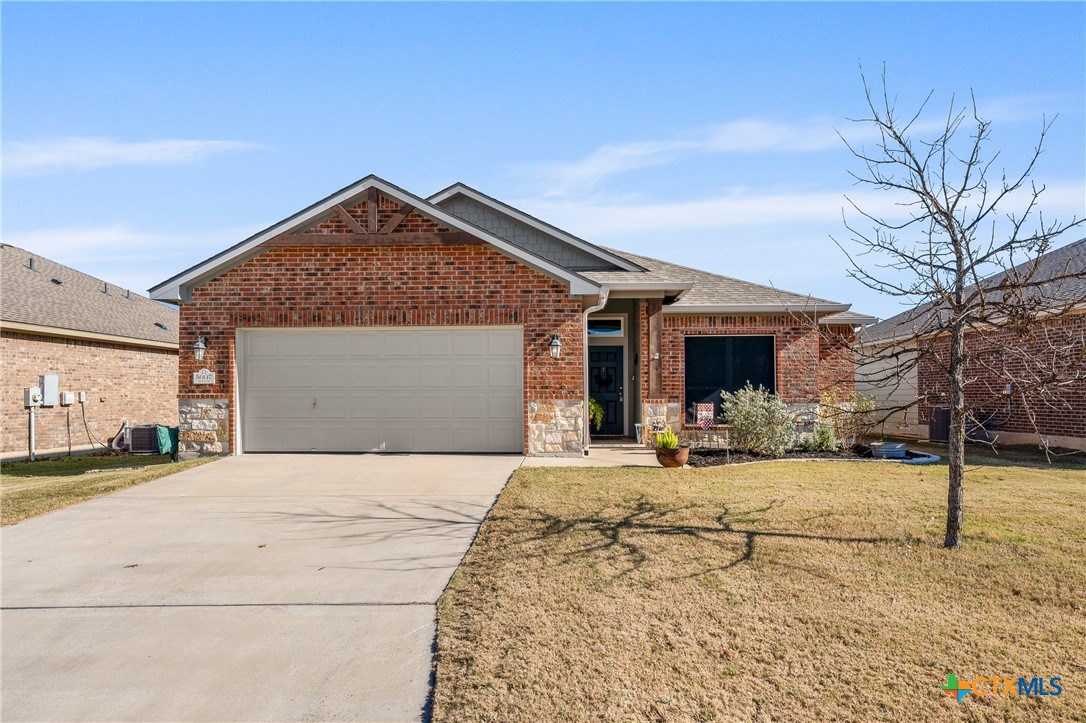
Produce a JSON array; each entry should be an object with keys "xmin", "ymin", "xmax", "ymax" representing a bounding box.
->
[{"xmin": 582, "ymin": 286, "xmax": 610, "ymax": 455}]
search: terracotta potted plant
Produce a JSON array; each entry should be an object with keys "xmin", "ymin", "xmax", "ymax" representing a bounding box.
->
[{"xmin": 654, "ymin": 426, "xmax": 690, "ymax": 468}]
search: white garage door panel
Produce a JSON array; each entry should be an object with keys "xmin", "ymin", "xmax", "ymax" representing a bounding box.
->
[
  {"xmin": 248, "ymin": 334, "xmax": 279, "ymax": 357},
  {"xmin": 281, "ymin": 334, "xmax": 311, "ymax": 356},
  {"xmin": 240, "ymin": 328, "xmax": 523, "ymax": 453}
]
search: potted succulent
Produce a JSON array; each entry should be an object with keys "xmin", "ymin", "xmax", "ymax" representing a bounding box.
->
[{"xmin": 654, "ymin": 426, "xmax": 690, "ymax": 468}]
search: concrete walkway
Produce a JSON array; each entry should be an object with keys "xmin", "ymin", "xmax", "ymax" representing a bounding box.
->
[
  {"xmin": 521, "ymin": 444, "xmax": 659, "ymax": 467},
  {"xmin": 1, "ymin": 454, "xmax": 519, "ymax": 722}
]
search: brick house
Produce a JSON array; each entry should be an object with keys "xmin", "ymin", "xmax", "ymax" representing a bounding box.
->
[
  {"xmin": 149, "ymin": 176, "xmax": 870, "ymax": 457},
  {"xmin": 1, "ymin": 244, "xmax": 179, "ymax": 459},
  {"xmin": 859, "ymin": 238, "xmax": 1086, "ymax": 451}
]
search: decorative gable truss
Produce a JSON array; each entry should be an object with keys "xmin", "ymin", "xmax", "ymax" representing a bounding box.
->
[{"xmin": 264, "ymin": 188, "xmax": 479, "ymax": 247}]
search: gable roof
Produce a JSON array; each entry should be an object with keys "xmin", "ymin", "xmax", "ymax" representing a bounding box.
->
[
  {"xmin": 591, "ymin": 247, "xmax": 858, "ymax": 315},
  {"xmin": 863, "ymin": 237, "xmax": 1086, "ymax": 343},
  {"xmin": 148, "ymin": 174, "xmax": 868, "ymax": 319},
  {"xmin": 1, "ymin": 244, "xmax": 178, "ymax": 348},
  {"xmin": 149, "ymin": 175, "xmax": 601, "ymax": 303},
  {"xmin": 428, "ymin": 183, "xmax": 644, "ymax": 273}
]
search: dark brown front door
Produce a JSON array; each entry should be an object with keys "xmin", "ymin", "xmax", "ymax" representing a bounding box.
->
[{"xmin": 589, "ymin": 346, "xmax": 623, "ymax": 435}]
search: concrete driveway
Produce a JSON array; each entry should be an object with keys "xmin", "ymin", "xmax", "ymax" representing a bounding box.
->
[{"xmin": 1, "ymin": 454, "xmax": 520, "ymax": 722}]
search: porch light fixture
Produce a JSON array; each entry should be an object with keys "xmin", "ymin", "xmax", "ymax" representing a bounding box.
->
[
  {"xmin": 193, "ymin": 336, "xmax": 208, "ymax": 362},
  {"xmin": 549, "ymin": 333, "xmax": 562, "ymax": 360}
]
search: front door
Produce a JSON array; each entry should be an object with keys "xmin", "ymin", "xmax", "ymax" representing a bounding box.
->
[{"xmin": 589, "ymin": 346, "xmax": 624, "ymax": 436}]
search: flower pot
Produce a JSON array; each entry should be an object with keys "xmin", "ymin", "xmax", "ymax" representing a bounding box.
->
[{"xmin": 655, "ymin": 445, "xmax": 690, "ymax": 468}]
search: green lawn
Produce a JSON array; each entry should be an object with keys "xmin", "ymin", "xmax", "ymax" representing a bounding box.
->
[
  {"xmin": 434, "ymin": 448, "xmax": 1085, "ymax": 722},
  {"xmin": 1, "ymin": 453, "xmax": 215, "ymax": 525}
]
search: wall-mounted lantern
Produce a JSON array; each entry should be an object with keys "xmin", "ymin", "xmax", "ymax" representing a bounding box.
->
[
  {"xmin": 193, "ymin": 336, "xmax": 209, "ymax": 362},
  {"xmin": 549, "ymin": 333, "xmax": 562, "ymax": 360}
]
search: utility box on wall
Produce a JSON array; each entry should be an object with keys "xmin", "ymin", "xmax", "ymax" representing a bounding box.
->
[
  {"xmin": 39, "ymin": 374, "xmax": 59, "ymax": 407},
  {"xmin": 24, "ymin": 387, "xmax": 43, "ymax": 408}
]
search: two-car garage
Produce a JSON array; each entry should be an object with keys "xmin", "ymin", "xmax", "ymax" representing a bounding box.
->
[{"xmin": 238, "ymin": 327, "xmax": 524, "ymax": 454}]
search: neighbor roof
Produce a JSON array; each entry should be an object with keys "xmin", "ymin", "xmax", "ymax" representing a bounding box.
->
[
  {"xmin": 863, "ymin": 237, "xmax": 1086, "ymax": 343},
  {"xmin": 1, "ymin": 244, "xmax": 178, "ymax": 348}
]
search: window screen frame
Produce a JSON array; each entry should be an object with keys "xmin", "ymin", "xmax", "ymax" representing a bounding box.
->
[{"xmin": 683, "ymin": 334, "xmax": 777, "ymax": 425}]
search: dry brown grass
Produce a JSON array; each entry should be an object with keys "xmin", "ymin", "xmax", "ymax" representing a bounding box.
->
[
  {"xmin": 1, "ymin": 453, "xmax": 215, "ymax": 525},
  {"xmin": 434, "ymin": 451, "xmax": 1086, "ymax": 722}
]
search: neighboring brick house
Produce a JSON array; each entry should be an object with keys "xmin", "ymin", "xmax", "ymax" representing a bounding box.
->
[
  {"xmin": 149, "ymin": 176, "xmax": 870, "ymax": 457},
  {"xmin": 859, "ymin": 238, "xmax": 1086, "ymax": 451},
  {"xmin": 1, "ymin": 245, "xmax": 179, "ymax": 459}
]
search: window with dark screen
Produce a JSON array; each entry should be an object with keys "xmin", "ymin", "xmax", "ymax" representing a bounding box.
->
[{"xmin": 684, "ymin": 336, "xmax": 775, "ymax": 423}]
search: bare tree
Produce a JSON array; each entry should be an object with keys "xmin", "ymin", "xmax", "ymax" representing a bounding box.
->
[{"xmin": 836, "ymin": 70, "xmax": 1085, "ymax": 549}]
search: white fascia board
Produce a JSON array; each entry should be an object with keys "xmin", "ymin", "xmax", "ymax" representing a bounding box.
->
[
  {"xmin": 604, "ymin": 281, "xmax": 694, "ymax": 292},
  {"xmin": 820, "ymin": 313, "xmax": 878, "ymax": 325},
  {"xmin": 150, "ymin": 175, "xmax": 600, "ymax": 303},
  {"xmin": 428, "ymin": 184, "xmax": 645, "ymax": 273},
  {"xmin": 609, "ymin": 290, "xmax": 664, "ymax": 299},
  {"xmin": 152, "ymin": 285, "xmax": 187, "ymax": 304},
  {"xmin": 663, "ymin": 303, "xmax": 852, "ymax": 314}
]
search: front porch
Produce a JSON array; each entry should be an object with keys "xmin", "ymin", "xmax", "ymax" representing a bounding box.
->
[
  {"xmin": 586, "ymin": 299, "xmax": 736, "ymax": 453},
  {"xmin": 585, "ymin": 297, "xmax": 845, "ymax": 453}
]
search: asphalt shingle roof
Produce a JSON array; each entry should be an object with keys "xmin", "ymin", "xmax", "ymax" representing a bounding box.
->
[
  {"xmin": 587, "ymin": 248, "xmax": 848, "ymax": 309},
  {"xmin": 863, "ymin": 237, "xmax": 1086, "ymax": 342},
  {"xmin": 1, "ymin": 244, "xmax": 179, "ymax": 345}
]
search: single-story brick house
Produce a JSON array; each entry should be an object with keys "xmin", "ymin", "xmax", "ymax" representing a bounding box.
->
[
  {"xmin": 149, "ymin": 176, "xmax": 871, "ymax": 457},
  {"xmin": 858, "ymin": 237, "xmax": 1086, "ymax": 451},
  {"xmin": 1, "ymin": 244, "xmax": 179, "ymax": 459}
]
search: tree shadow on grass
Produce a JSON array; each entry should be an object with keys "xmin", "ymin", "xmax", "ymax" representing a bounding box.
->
[{"xmin": 496, "ymin": 497, "xmax": 896, "ymax": 579}]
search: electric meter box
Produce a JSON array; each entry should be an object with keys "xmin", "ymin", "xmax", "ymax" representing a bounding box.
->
[
  {"xmin": 39, "ymin": 374, "xmax": 59, "ymax": 407},
  {"xmin": 24, "ymin": 387, "xmax": 43, "ymax": 408}
]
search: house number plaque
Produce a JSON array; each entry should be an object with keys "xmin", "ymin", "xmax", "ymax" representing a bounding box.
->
[{"xmin": 193, "ymin": 368, "xmax": 216, "ymax": 385}]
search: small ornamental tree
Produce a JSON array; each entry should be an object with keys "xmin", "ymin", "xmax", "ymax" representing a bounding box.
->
[
  {"xmin": 720, "ymin": 383, "xmax": 795, "ymax": 456},
  {"xmin": 836, "ymin": 70, "xmax": 1084, "ymax": 548}
]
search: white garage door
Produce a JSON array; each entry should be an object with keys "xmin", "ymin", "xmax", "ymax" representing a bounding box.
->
[{"xmin": 239, "ymin": 327, "xmax": 523, "ymax": 453}]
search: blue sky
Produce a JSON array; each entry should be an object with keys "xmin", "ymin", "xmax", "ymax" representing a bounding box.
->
[{"xmin": 4, "ymin": 2, "xmax": 1084, "ymax": 319}]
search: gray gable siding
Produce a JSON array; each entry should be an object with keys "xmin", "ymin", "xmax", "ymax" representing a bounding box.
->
[{"xmin": 440, "ymin": 196, "xmax": 617, "ymax": 271}]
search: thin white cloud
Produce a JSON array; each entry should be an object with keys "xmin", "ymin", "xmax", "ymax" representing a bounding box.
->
[
  {"xmin": 513, "ymin": 179, "xmax": 1085, "ymax": 238},
  {"xmin": 976, "ymin": 93, "xmax": 1075, "ymax": 125},
  {"xmin": 526, "ymin": 118, "xmax": 863, "ymax": 197},
  {"xmin": 2, "ymin": 223, "xmax": 258, "ymax": 293},
  {"xmin": 514, "ymin": 188, "xmax": 885, "ymax": 236},
  {"xmin": 533, "ymin": 139, "xmax": 695, "ymax": 197},
  {"xmin": 4, "ymin": 137, "xmax": 259, "ymax": 175},
  {"xmin": 702, "ymin": 119, "xmax": 845, "ymax": 153},
  {"xmin": 528, "ymin": 89, "xmax": 1074, "ymax": 198}
]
